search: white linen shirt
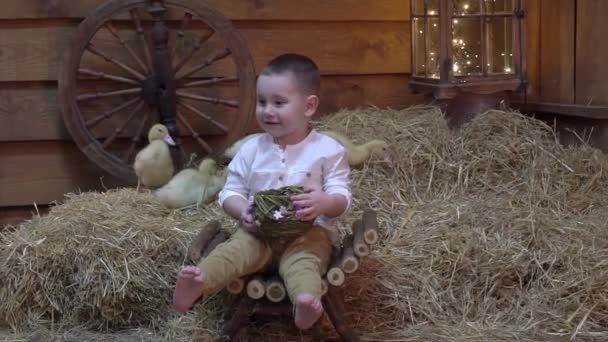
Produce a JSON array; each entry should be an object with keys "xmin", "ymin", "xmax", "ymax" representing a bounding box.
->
[{"xmin": 218, "ymin": 130, "xmax": 352, "ymax": 241}]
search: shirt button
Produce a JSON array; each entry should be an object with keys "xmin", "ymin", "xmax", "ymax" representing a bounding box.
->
[
  {"xmin": 278, "ymin": 175, "xmax": 284, "ymax": 181},
  {"xmin": 281, "ymin": 158, "xmax": 286, "ymax": 163},
  {"xmin": 306, "ymin": 172, "xmax": 311, "ymax": 177}
]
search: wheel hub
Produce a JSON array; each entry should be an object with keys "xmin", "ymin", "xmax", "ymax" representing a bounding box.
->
[{"xmin": 142, "ymin": 76, "xmax": 160, "ymax": 106}]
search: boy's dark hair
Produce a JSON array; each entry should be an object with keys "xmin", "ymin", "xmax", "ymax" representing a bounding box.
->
[{"xmin": 261, "ymin": 53, "xmax": 320, "ymax": 95}]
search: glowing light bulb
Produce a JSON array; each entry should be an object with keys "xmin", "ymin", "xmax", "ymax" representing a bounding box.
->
[
  {"xmin": 504, "ymin": 67, "xmax": 512, "ymax": 72},
  {"xmin": 453, "ymin": 19, "xmax": 459, "ymax": 24},
  {"xmin": 464, "ymin": 4, "xmax": 469, "ymax": 10},
  {"xmin": 453, "ymin": 39, "xmax": 458, "ymax": 44},
  {"xmin": 429, "ymin": 10, "xmax": 436, "ymax": 15},
  {"xmin": 466, "ymin": 61, "xmax": 471, "ymax": 65},
  {"xmin": 453, "ymin": 64, "xmax": 460, "ymax": 72},
  {"xmin": 420, "ymin": 30, "xmax": 424, "ymax": 34},
  {"xmin": 459, "ymin": 39, "xmax": 464, "ymax": 44}
]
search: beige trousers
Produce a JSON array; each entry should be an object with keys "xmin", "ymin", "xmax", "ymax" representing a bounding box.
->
[{"xmin": 196, "ymin": 226, "xmax": 332, "ymax": 301}]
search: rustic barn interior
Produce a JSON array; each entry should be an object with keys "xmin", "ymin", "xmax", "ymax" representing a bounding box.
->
[{"xmin": 1, "ymin": 0, "xmax": 607, "ymax": 226}]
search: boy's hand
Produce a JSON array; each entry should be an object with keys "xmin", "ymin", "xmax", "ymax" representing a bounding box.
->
[
  {"xmin": 240, "ymin": 204, "xmax": 258, "ymax": 232},
  {"xmin": 290, "ymin": 185, "xmax": 331, "ymax": 221}
]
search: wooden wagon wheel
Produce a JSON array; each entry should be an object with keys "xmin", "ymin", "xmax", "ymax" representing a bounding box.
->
[{"xmin": 59, "ymin": 0, "xmax": 256, "ymax": 183}]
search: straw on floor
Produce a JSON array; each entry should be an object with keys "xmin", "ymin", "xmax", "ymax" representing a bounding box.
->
[{"xmin": 2, "ymin": 105, "xmax": 608, "ymax": 341}]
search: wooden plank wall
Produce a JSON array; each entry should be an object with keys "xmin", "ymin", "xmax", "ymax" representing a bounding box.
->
[
  {"xmin": 527, "ymin": 0, "xmax": 608, "ymax": 106},
  {"xmin": 525, "ymin": 0, "xmax": 608, "ymax": 150},
  {"xmin": 1, "ymin": 0, "xmax": 422, "ymax": 225},
  {"xmin": 575, "ymin": 0, "xmax": 608, "ymax": 106}
]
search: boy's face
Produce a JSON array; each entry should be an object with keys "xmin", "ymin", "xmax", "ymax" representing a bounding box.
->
[{"xmin": 255, "ymin": 72, "xmax": 318, "ymax": 145}]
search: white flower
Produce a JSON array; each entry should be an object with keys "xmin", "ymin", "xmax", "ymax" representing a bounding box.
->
[{"xmin": 272, "ymin": 210, "xmax": 284, "ymax": 221}]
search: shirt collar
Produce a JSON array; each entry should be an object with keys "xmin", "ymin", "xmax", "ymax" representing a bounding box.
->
[{"xmin": 269, "ymin": 129, "xmax": 317, "ymax": 152}]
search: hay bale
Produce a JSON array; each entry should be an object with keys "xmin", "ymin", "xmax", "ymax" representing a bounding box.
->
[
  {"xmin": 0, "ymin": 188, "xmax": 229, "ymax": 330},
  {"xmin": 308, "ymin": 106, "xmax": 608, "ymax": 341},
  {"xmin": 4, "ymin": 105, "xmax": 608, "ymax": 341}
]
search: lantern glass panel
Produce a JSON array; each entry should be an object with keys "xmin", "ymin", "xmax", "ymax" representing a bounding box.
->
[
  {"xmin": 453, "ymin": 0, "xmax": 481, "ymax": 15},
  {"xmin": 412, "ymin": 0, "xmax": 424, "ymax": 15},
  {"xmin": 427, "ymin": 18, "xmax": 441, "ymax": 78},
  {"xmin": 413, "ymin": 0, "xmax": 439, "ymax": 15},
  {"xmin": 487, "ymin": 17, "xmax": 514, "ymax": 74},
  {"xmin": 452, "ymin": 18, "xmax": 482, "ymax": 76},
  {"xmin": 485, "ymin": 0, "xmax": 514, "ymax": 13},
  {"xmin": 413, "ymin": 18, "xmax": 426, "ymax": 76}
]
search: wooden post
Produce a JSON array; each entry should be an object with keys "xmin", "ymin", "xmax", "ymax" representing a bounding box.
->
[
  {"xmin": 226, "ymin": 278, "xmax": 245, "ymax": 295},
  {"xmin": 220, "ymin": 296, "xmax": 255, "ymax": 341},
  {"xmin": 265, "ymin": 276, "xmax": 287, "ymax": 303},
  {"xmin": 326, "ymin": 247, "xmax": 346, "ymax": 286},
  {"xmin": 323, "ymin": 286, "xmax": 360, "ymax": 342},
  {"xmin": 352, "ymin": 219, "xmax": 370, "ymax": 257},
  {"xmin": 340, "ymin": 235, "xmax": 359, "ymax": 274},
  {"xmin": 201, "ymin": 229, "xmax": 229, "ymax": 258},
  {"xmin": 362, "ymin": 209, "xmax": 379, "ymax": 245},
  {"xmin": 187, "ymin": 220, "xmax": 221, "ymax": 263},
  {"xmin": 246, "ymin": 275, "xmax": 266, "ymax": 300}
]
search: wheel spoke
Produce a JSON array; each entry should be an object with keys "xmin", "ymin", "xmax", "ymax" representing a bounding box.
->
[
  {"xmin": 177, "ymin": 110, "xmax": 213, "ymax": 154},
  {"xmin": 130, "ymin": 9, "xmax": 153, "ymax": 72},
  {"xmin": 123, "ymin": 108, "xmax": 151, "ymax": 162},
  {"xmin": 102, "ymin": 100, "xmax": 146, "ymax": 148},
  {"xmin": 173, "ymin": 30, "xmax": 215, "ymax": 75},
  {"xmin": 79, "ymin": 68, "xmax": 140, "ymax": 85},
  {"xmin": 86, "ymin": 43, "xmax": 146, "ymax": 81},
  {"xmin": 177, "ymin": 100, "xmax": 229, "ymax": 133},
  {"xmin": 176, "ymin": 90, "xmax": 238, "ymax": 108},
  {"xmin": 86, "ymin": 97, "xmax": 141, "ymax": 128},
  {"xmin": 170, "ymin": 12, "xmax": 193, "ymax": 64},
  {"xmin": 77, "ymin": 87, "xmax": 142, "ymax": 101},
  {"xmin": 178, "ymin": 48, "xmax": 231, "ymax": 79},
  {"xmin": 181, "ymin": 76, "xmax": 238, "ymax": 88},
  {"xmin": 104, "ymin": 22, "xmax": 149, "ymax": 74},
  {"xmin": 178, "ymin": 142, "xmax": 188, "ymax": 168}
]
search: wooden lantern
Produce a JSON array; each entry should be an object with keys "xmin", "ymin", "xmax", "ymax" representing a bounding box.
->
[{"xmin": 409, "ymin": 0, "xmax": 527, "ymax": 101}]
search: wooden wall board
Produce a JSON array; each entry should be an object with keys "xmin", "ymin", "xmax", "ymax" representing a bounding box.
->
[
  {"xmin": 2, "ymin": 0, "xmax": 410, "ymax": 21},
  {"xmin": 0, "ymin": 21, "xmax": 410, "ymax": 82},
  {"xmin": 575, "ymin": 0, "xmax": 608, "ymax": 106},
  {"xmin": 1, "ymin": 74, "xmax": 420, "ymax": 141},
  {"xmin": 538, "ymin": 0, "xmax": 575, "ymax": 103}
]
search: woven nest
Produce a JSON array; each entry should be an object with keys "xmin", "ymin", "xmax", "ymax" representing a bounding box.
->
[
  {"xmin": 253, "ymin": 186, "xmax": 312, "ymax": 244},
  {"xmin": 3, "ymin": 105, "xmax": 608, "ymax": 341}
]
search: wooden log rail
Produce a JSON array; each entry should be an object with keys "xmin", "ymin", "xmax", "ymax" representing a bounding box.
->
[{"xmin": 187, "ymin": 209, "xmax": 380, "ymax": 341}]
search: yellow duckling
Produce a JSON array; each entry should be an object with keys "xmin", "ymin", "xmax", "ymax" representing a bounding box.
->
[
  {"xmin": 223, "ymin": 133, "xmax": 263, "ymax": 160},
  {"xmin": 155, "ymin": 158, "xmax": 227, "ymax": 209},
  {"xmin": 322, "ymin": 130, "xmax": 392, "ymax": 167},
  {"xmin": 133, "ymin": 124, "xmax": 176, "ymax": 189}
]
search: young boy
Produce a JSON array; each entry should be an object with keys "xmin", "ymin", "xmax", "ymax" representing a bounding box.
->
[{"xmin": 173, "ymin": 53, "xmax": 352, "ymax": 330}]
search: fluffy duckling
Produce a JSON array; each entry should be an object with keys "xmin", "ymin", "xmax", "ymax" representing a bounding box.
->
[
  {"xmin": 133, "ymin": 124, "xmax": 176, "ymax": 189},
  {"xmin": 322, "ymin": 130, "xmax": 392, "ymax": 167},
  {"xmin": 155, "ymin": 158, "xmax": 227, "ymax": 209},
  {"xmin": 223, "ymin": 133, "xmax": 263, "ymax": 160}
]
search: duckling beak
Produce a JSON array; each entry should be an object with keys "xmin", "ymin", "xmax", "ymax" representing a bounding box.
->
[{"xmin": 163, "ymin": 134, "xmax": 177, "ymax": 146}]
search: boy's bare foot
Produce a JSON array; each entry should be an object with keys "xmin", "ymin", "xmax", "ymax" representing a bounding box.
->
[
  {"xmin": 294, "ymin": 293, "xmax": 323, "ymax": 330},
  {"xmin": 173, "ymin": 266, "xmax": 206, "ymax": 313}
]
